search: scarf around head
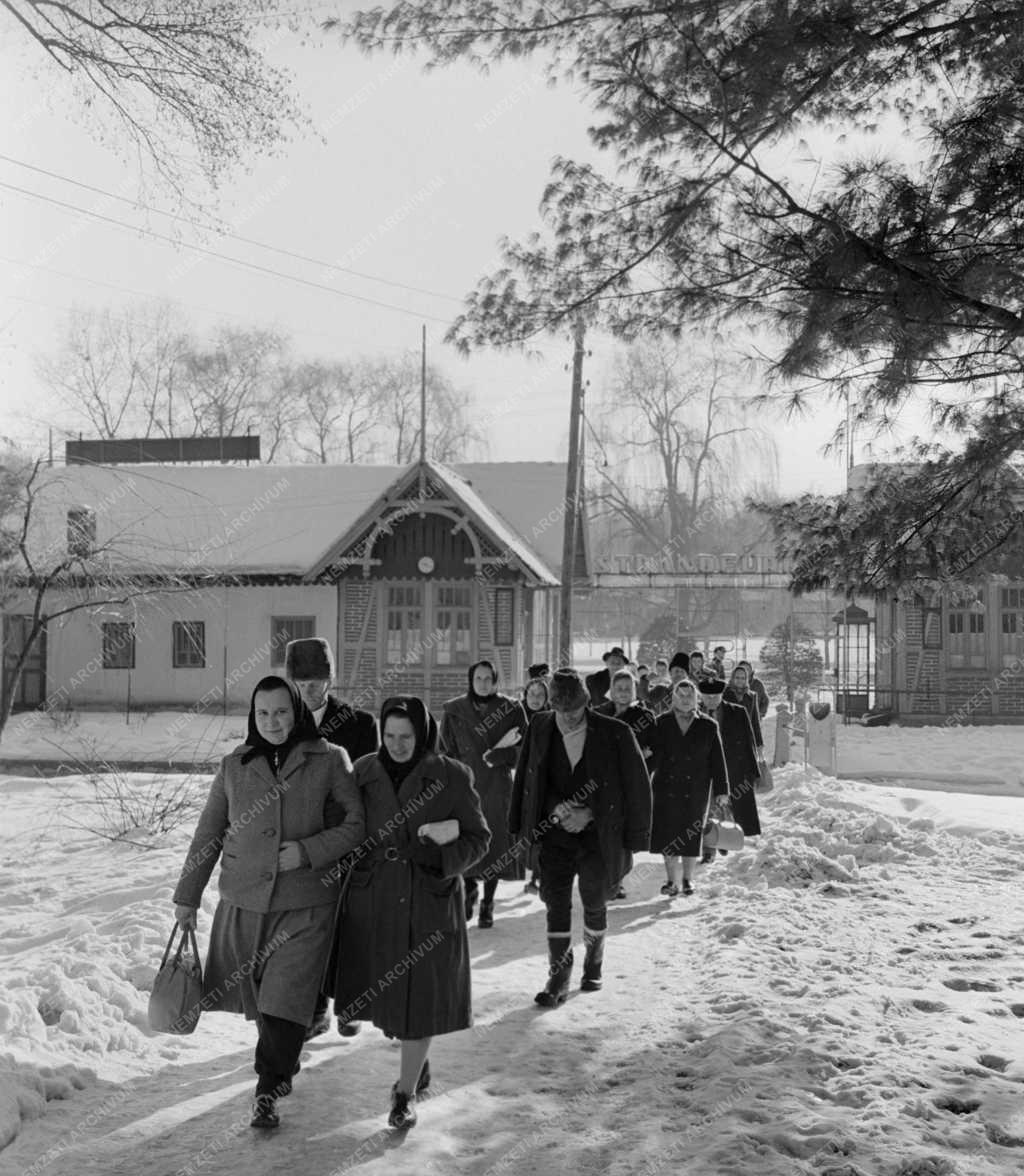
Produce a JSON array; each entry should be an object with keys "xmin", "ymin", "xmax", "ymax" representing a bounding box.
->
[
  {"xmin": 378, "ymin": 695, "xmax": 438, "ymax": 787},
  {"xmin": 241, "ymin": 675, "xmax": 320, "ymax": 769},
  {"xmin": 467, "ymin": 659, "xmax": 498, "ymax": 705}
]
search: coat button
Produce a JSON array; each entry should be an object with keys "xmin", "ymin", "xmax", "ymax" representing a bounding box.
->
[
  {"xmin": 265, "ymin": 829, "xmax": 276, "ymax": 837},
  {"xmin": 262, "ymin": 871, "xmax": 273, "ymax": 881}
]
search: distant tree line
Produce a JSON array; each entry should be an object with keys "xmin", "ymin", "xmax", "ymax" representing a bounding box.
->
[{"xmin": 38, "ymin": 303, "xmax": 486, "ymax": 464}]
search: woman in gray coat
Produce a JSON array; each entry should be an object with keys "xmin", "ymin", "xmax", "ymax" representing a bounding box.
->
[
  {"xmin": 330, "ymin": 695, "xmax": 490, "ymax": 1130},
  {"xmin": 173, "ymin": 676, "xmax": 364, "ymax": 1131}
]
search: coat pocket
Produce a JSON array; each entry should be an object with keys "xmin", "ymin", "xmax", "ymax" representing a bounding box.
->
[{"xmin": 413, "ymin": 869, "xmax": 460, "ymax": 934}]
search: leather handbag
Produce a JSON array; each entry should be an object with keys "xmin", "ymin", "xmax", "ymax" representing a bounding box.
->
[
  {"xmin": 148, "ymin": 925, "xmax": 204, "ymax": 1035},
  {"xmin": 703, "ymin": 818, "xmax": 745, "ymax": 852},
  {"xmin": 755, "ymin": 759, "xmax": 774, "ymax": 794}
]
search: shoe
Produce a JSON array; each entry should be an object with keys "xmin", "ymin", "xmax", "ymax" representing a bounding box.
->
[
  {"xmin": 388, "ymin": 1083, "xmax": 417, "ymax": 1129},
  {"xmin": 337, "ymin": 1019, "xmax": 362, "ymax": 1037},
  {"xmin": 304, "ymin": 1011, "xmax": 331, "ymax": 1041},
  {"xmin": 719, "ymin": 849, "xmax": 729, "ymax": 856},
  {"xmin": 535, "ymin": 945, "xmax": 573, "ymax": 1007},
  {"xmin": 250, "ymin": 1094, "xmax": 280, "ymax": 1130},
  {"xmin": 478, "ymin": 901, "xmax": 494, "ymax": 929},
  {"xmin": 700, "ymin": 850, "xmax": 716, "ymax": 865},
  {"xmin": 416, "ymin": 1059, "xmax": 431, "ymax": 1094},
  {"xmin": 524, "ymin": 877, "xmax": 540, "ymax": 894},
  {"xmin": 681, "ymin": 879, "xmax": 695, "ymax": 896},
  {"xmin": 663, "ymin": 883, "xmax": 680, "ymax": 898},
  {"xmin": 611, "ymin": 886, "xmax": 627, "ymax": 900},
  {"xmin": 581, "ymin": 932, "xmax": 604, "ymax": 992}
]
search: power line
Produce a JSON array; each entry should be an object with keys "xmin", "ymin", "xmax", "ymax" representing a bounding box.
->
[
  {"xmin": 0, "ymin": 179, "xmax": 454, "ymax": 325},
  {"xmin": 0, "ymin": 152, "xmax": 464, "ymax": 305}
]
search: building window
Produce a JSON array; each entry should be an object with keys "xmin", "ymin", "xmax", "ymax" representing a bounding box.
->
[
  {"xmin": 494, "ymin": 587, "xmax": 514, "ymax": 645},
  {"xmin": 67, "ymin": 507, "xmax": 96, "ymax": 558},
  {"xmin": 1000, "ymin": 587, "xmax": 1024, "ymax": 666},
  {"xmin": 948, "ymin": 601, "xmax": 985, "ymax": 668},
  {"xmin": 435, "ymin": 585, "xmax": 472, "ymax": 665},
  {"xmin": 172, "ymin": 621, "xmax": 206, "ymax": 668},
  {"xmin": 386, "ymin": 586, "xmax": 423, "ymax": 664},
  {"xmin": 102, "ymin": 622, "xmax": 135, "ymax": 669},
  {"xmin": 270, "ymin": 616, "xmax": 316, "ymax": 666}
]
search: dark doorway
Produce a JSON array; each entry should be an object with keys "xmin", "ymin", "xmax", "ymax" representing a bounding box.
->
[{"xmin": 2, "ymin": 614, "xmax": 46, "ymax": 712}]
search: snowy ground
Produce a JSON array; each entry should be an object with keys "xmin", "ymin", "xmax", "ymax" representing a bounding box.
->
[{"xmin": 1, "ymin": 716, "xmax": 1023, "ymax": 1175}]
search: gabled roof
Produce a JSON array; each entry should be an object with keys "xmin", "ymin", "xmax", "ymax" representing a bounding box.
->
[
  {"xmin": 306, "ymin": 461, "xmax": 560, "ymax": 585},
  {"xmin": 24, "ymin": 460, "xmax": 584, "ymax": 583}
]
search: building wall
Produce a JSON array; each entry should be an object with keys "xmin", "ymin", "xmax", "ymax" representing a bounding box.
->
[
  {"xmin": 881, "ymin": 581, "xmax": 1024, "ymax": 723},
  {"xmin": 22, "ymin": 583, "xmax": 338, "ymax": 713}
]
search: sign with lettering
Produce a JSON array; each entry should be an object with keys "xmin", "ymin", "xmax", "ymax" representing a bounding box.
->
[{"xmin": 592, "ymin": 552, "xmax": 791, "ymax": 576}]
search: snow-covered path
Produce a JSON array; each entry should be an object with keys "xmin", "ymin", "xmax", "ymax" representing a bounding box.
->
[{"xmin": 2, "ymin": 765, "xmax": 1024, "ymax": 1176}]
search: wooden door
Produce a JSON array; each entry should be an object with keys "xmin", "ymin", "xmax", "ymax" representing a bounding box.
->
[{"xmin": 2, "ymin": 614, "xmax": 46, "ymax": 712}]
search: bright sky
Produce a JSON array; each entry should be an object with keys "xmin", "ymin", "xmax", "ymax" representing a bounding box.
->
[{"xmin": 0, "ymin": 10, "xmax": 926, "ymax": 498}]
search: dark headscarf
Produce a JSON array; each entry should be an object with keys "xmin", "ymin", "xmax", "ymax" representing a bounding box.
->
[
  {"xmin": 378, "ymin": 695, "xmax": 438, "ymax": 787},
  {"xmin": 523, "ymin": 677, "xmax": 550, "ymax": 712},
  {"xmin": 467, "ymin": 659, "xmax": 498, "ymax": 704},
  {"xmin": 241, "ymin": 675, "xmax": 319, "ymax": 769}
]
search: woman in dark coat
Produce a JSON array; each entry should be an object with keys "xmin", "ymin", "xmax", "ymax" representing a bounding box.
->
[
  {"xmin": 724, "ymin": 666, "xmax": 765, "ymax": 752},
  {"xmin": 698, "ymin": 677, "xmax": 761, "ymax": 836},
  {"xmin": 648, "ymin": 678, "xmax": 729, "ymax": 896},
  {"xmin": 440, "ymin": 661, "xmax": 528, "ymax": 927},
  {"xmin": 595, "ymin": 669, "xmax": 656, "ymax": 757},
  {"xmin": 520, "ymin": 676, "xmax": 550, "ymax": 892},
  {"xmin": 330, "ymin": 696, "xmax": 490, "ymax": 1130},
  {"xmin": 737, "ymin": 659, "xmax": 770, "ymax": 720},
  {"xmin": 173, "ymin": 676, "xmax": 365, "ymax": 1131}
]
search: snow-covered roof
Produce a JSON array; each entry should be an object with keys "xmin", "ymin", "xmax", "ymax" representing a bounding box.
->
[{"xmin": 25, "ymin": 460, "xmax": 577, "ymax": 581}]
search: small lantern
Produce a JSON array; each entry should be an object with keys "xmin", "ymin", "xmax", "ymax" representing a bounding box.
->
[{"xmin": 833, "ymin": 603, "xmax": 872, "ymax": 720}]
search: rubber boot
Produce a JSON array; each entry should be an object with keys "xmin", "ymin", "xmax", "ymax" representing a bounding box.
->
[
  {"xmin": 581, "ymin": 930, "xmax": 605, "ymax": 992},
  {"xmin": 534, "ymin": 938, "xmax": 573, "ymax": 1007}
]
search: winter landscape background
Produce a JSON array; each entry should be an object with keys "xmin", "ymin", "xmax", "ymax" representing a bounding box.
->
[{"xmin": 1, "ymin": 706, "xmax": 1023, "ymax": 1175}]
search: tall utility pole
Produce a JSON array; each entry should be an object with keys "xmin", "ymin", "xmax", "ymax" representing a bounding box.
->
[
  {"xmin": 558, "ymin": 318, "xmax": 586, "ymax": 667},
  {"xmin": 418, "ymin": 324, "xmax": 427, "ymax": 497}
]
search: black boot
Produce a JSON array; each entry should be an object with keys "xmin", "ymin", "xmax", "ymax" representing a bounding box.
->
[
  {"xmin": 478, "ymin": 877, "xmax": 498, "ymax": 927},
  {"xmin": 250, "ymin": 1094, "xmax": 280, "ymax": 1129},
  {"xmin": 535, "ymin": 938, "xmax": 573, "ymax": 1007},
  {"xmin": 416, "ymin": 1058, "xmax": 431, "ymax": 1094},
  {"xmin": 388, "ymin": 1083, "xmax": 417, "ymax": 1129},
  {"xmin": 581, "ymin": 930, "xmax": 605, "ymax": 992},
  {"xmin": 464, "ymin": 877, "xmax": 479, "ymax": 921}
]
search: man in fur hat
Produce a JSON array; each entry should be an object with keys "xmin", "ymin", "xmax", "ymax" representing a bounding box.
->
[
  {"xmin": 584, "ymin": 646, "xmax": 627, "ymax": 706},
  {"xmin": 510, "ymin": 668, "xmax": 651, "ymax": 1006},
  {"xmin": 284, "ymin": 637, "xmax": 378, "ymax": 1039}
]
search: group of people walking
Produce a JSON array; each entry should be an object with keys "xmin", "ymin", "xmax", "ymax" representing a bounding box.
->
[{"xmin": 171, "ymin": 638, "xmax": 768, "ymax": 1132}]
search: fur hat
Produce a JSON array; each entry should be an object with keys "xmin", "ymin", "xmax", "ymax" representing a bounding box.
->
[
  {"xmin": 528, "ymin": 662, "xmax": 551, "ymax": 680},
  {"xmin": 669, "ymin": 651, "xmax": 690, "ymax": 672},
  {"xmin": 549, "ymin": 668, "xmax": 589, "ymax": 711},
  {"xmin": 697, "ymin": 677, "xmax": 726, "ymax": 695},
  {"xmin": 284, "ymin": 637, "xmax": 334, "ymax": 681},
  {"xmin": 602, "ymin": 646, "xmax": 627, "ymax": 663}
]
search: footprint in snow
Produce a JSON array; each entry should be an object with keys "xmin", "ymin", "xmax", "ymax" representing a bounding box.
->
[
  {"xmin": 910, "ymin": 998, "xmax": 948, "ymax": 1013},
  {"xmin": 1010, "ymin": 1003, "xmax": 1024, "ymax": 1018},
  {"xmin": 942, "ymin": 977, "xmax": 1001, "ymax": 992},
  {"xmin": 978, "ymin": 1054, "xmax": 1011, "ymax": 1072}
]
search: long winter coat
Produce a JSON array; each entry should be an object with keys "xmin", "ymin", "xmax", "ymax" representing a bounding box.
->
[
  {"xmin": 509, "ymin": 709, "xmax": 652, "ymax": 894},
  {"xmin": 712, "ymin": 699, "xmax": 762, "ymax": 836},
  {"xmin": 439, "ymin": 692, "xmax": 527, "ymax": 879},
  {"xmin": 724, "ymin": 685, "xmax": 764, "ymax": 749},
  {"xmin": 320, "ymin": 695, "xmax": 379, "ymax": 761},
  {"xmin": 594, "ymin": 700, "xmax": 658, "ymax": 757},
  {"xmin": 648, "ymin": 711, "xmax": 728, "ymax": 857},
  {"xmin": 330, "ymin": 751, "xmax": 490, "ymax": 1040},
  {"xmin": 173, "ymin": 738, "xmax": 365, "ymax": 1023}
]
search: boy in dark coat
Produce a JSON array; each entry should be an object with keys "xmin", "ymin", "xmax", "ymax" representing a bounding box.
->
[
  {"xmin": 510, "ymin": 668, "xmax": 652, "ymax": 1005},
  {"xmin": 585, "ymin": 646, "xmax": 627, "ymax": 706},
  {"xmin": 285, "ymin": 637, "xmax": 378, "ymax": 1039}
]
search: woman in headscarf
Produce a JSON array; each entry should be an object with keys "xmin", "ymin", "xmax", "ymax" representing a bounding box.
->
[
  {"xmin": 330, "ymin": 696, "xmax": 490, "ymax": 1130},
  {"xmin": 439, "ymin": 661, "xmax": 528, "ymax": 928},
  {"xmin": 724, "ymin": 665, "xmax": 766, "ymax": 753},
  {"xmin": 173, "ymin": 676, "xmax": 364, "ymax": 1131},
  {"xmin": 648, "ymin": 678, "xmax": 729, "ymax": 897}
]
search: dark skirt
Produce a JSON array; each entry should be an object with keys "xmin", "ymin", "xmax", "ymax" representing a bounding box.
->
[
  {"xmin": 728, "ymin": 775, "xmax": 762, "ymax": 837},
  {"xmin": 203, "ymin": 901, "xmax": 335, "ymax": 1026}
]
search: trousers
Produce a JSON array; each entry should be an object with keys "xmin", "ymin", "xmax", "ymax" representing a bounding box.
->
[
  {"xmin": 538, "ymin": 831, "xmax": 609, "ymax": 934},
  {"xmin": 254, "ymin": 1012, "xmax": 305, "ymax": 1096}
]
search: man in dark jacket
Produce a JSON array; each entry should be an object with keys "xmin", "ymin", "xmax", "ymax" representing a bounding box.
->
[
  {"xmin": 510, "ymin": 668, "xmax": 652, "ymax": 1006},
  {"xmin": 584, "ymin": 646, "xmax": 627, "ymax": 706},
  {"xmin": 285, "ymin": 637, "xmax": 378, "ymax": 1039}
]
